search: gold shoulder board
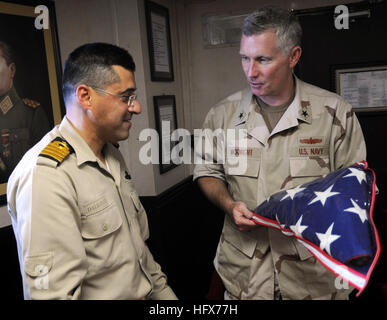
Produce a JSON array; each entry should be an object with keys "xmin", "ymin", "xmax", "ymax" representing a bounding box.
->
[
  {"xmin": 39, "ymin": 137, "xmax": 74, "ymax": 165},
  {"xmin": 23, "ymin": 98, "xmax": 40, "ymax": 108}
]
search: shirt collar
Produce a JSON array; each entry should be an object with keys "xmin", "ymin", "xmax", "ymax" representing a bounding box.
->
[
  {"xmin": 236, "ymin": 76, "xmax": 312, "ymax": 128},
  {"xmin": 234, "ymin": 88, "xmax": 255, "ymax": 126},
  {"xmin": 58, "ymin": 116, "xmax": 100, "ymax": 166},
  {"xmin": 295, "ymin": 76, "xmax": 312, "ymax": 124},
  {"xmin": 0, "ymin": 87, "xmax": 20, "ymax": 104},
  {"xmin": 57, "ymin": 117, "xmax": 122, "ymax": 186}
]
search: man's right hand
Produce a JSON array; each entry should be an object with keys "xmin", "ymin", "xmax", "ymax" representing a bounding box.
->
[
  {"xmin": 227, "ymin": 201, "xmax": 257, "ymax": 231},
  {"xmin": 197, "ymin": 176, "xmax": 257, "ymax": 232}
]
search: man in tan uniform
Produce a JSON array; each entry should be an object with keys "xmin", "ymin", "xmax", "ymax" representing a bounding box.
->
[
  {"xmin": 7, "ymin": 43, "xmax": 177, "ymax": 299},
  {"xmin": 194, "ymin": 6, "xmax": 366, "ymax": 300}
]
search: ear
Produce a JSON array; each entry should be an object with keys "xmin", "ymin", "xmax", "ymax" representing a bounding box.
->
[
  {"xmin": 289, "ymin": 46, "xmax": 302, "ymax": 69},
  {"xmin": 9, "ymin": 63, "xmax": 16, "ymax": 78},
  {"xmin": 76, "ymin": 84, "xmax": 92, "ymax": 109}
]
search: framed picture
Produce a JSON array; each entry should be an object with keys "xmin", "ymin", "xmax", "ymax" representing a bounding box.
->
[
  {"xmin": 145, "ymin": 0, "xmax": 174, "ymax": 82},
  {"xmin": 153, "ymin": 95, "xmax": 178, "ymax": 174},
  {"xmin": 333, "ymin": 62, "xmax": 387, "ymax": 112},
  {"xmin": 202, "ymin": 12, "xmax": 248, "ymax": 48},
  {"xmin": 0, "ymin": 0, "xmax": 64, "ymax": 204}
]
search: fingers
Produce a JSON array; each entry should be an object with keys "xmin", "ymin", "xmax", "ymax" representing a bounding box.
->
[{"xmin": 231, "ymin": 202, "xmax": 257, "ymax": 231}]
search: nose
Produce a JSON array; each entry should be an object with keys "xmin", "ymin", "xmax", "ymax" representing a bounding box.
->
[
  {"xmin": 128, "ymin": 98, "xmax": 141, "ymax": 114},
  {"xmin": 247, "ymin": 61, "xmax": 259, "ymax": 79}
]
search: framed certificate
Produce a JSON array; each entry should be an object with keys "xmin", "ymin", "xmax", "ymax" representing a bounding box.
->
[
  {"xmin": 145, "ymin": 1, "xmax": 174, "ymax": 82},
  {"xmin": 153, "ymin": 95, "xmax": 178, "ymax": 174},
  {"xmin": 334, "ymin": 63, "xmax": 387, "ymax": 112}
]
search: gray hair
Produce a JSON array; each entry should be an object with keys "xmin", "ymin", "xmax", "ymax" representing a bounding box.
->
[{"xmin": 242, "ymin": 5, "xmax": 302, "ymax": 55}]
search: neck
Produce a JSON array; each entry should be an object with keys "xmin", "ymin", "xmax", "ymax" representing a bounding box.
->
[
  {"xmin": 0, "ymin": 86, "xmax": 14, "ymax": 100},
  {"xmin": 259, "ymin": 75, "xmax": 295, "ymax": 107},
  {"xmin": 86, "ymin": 133, "xmax": 106, "ymax": 164},
  {"xmin": 66, "ymin": 112, "xmax": 106, "ymax": 163}
]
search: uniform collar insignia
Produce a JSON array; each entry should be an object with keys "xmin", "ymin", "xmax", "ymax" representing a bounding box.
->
[
  {"xmin": 298, "ymin": 100, "xmax": 312, "ymax": 124},
  {"xmin": 0, "ymin": 95, "xmax": 13, "ymax": 115},
  {"xmin": 234, "ymin": 89, "xmax": 254, "ymax": 126}
]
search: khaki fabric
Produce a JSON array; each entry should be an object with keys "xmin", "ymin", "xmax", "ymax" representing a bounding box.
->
[
  {"xmin": 7, "ymin": 117, "xmax": 177, "ymax": 300},
  {"xmin": 193, "ymin": 77, "xmax": 366, "ymax": 300}
]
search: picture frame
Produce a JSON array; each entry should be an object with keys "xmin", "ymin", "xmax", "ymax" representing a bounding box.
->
[
  {"xmin": 0, "ymin": 0, "xmax": 64, "ymax": 204},
  {"xmin": 153, "ymin": 95, "xmax": 178, "ymax": 174},
  {"xmin": 202, "ymin": 12, "xmax": 248, "ymax": 48},
  {"xmin": 145, "ymin": 0, "xmax": 174, "ymax": 82},
  {"xmin": 333, "ymin": 62, "xmax": 387, "ymax": 112}
]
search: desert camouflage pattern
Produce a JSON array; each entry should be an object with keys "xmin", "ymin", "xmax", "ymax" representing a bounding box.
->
[{"xmin": 193, "ymin": 77, "xmax": 366, "ymax": 299}]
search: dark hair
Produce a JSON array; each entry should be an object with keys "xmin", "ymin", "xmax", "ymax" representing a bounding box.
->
[
  {"xmin": 62, "ymin": 42, "xmax": 136, "ymax": 103},
  {"xmin": 0, "ymin": 41, "xmax": 15, "ymax": 65},
  {"xmin": 242, "ymin": 5, "xmax": 302, "ymax": 55}
]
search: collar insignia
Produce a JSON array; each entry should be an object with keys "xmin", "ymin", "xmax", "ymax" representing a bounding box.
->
[{"xmin": 0, "ymin": 96, "xmax": 13, "ymax": 115}]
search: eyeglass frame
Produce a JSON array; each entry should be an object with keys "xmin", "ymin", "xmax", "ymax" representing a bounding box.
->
[{"xmin": 90, "ymin": 87, "xmax": 137, "ymax": 107}]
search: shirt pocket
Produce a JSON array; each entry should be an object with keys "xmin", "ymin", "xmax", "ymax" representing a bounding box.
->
[
  {"xmin": 289, "ymin": 156, "xmax": 330, "ymax": 187},
  {"xmin": 292, "ymin": 238, "xmax": 314, "ymax": 261},
  {"xmin": 215, "ymin": 218, "xmax": 256, "ymax": 298},
  {"xmin": 24, "ymin": 252, "xmax": 54, "ymax": 293},
  {"xmin": 224, "ymin": 157, "xmax": 260, "ymax": 210},
  {"xmin": 80, "ymin": 197, "xmax": 122, "ymax": 239},
  {"xmin": 24, "ymin": 252, "xmax": 53, "ymax": 278},
  {"xmin": 224, "ymin": 157, "xmax": 260, "ymax": 177}
]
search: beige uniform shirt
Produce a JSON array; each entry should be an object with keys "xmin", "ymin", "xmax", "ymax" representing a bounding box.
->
[
  {"xmin": 7, "ymin": 117, "xmax": 177, "ymax": 300},
  {"xmin": 193, "ymin": 77, "xmax": 367, "ymax": 300}
]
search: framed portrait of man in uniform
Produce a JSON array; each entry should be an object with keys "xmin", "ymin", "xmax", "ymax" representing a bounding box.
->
[{"xmin": 0, "ymin": 0, "xmax": 64, "ymax": 204}]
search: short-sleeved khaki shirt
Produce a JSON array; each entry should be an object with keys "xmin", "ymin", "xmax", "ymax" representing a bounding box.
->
[
  {"xmin": 7, "ymin": 117, "xmax": 177, "ymax": 300},
  {"xmin": 194, "ymin": 77, "xmax": 366, "ymax": 299}
]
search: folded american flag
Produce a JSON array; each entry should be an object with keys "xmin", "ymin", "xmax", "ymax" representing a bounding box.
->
[{"xmin": 251, "ymin": 161, "xmax": 380, "ymax": 296}]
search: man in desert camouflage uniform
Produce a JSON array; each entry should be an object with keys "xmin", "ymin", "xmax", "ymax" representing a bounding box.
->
[{"xmin": 193, "ymin": 6, "xmax": 366, "ymax": 300}]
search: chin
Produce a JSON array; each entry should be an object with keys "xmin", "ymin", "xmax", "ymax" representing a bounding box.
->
[
  {"xmin": 120, "ymin": 131, "xmax": 130, "ymax": 141},
  {"xmin": 249, "ymin": 84, "xmax": 263, "ymax": 95},
  {"xmin": 252, "ymin": 89, "xmax": 266, "ymax": 97},
  {"xmin": 109, "ymin": 132, "xmax": 129, "ymax": 143}
]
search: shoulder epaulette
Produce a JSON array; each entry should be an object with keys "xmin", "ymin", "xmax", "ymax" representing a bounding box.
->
[
  {"xmin": 23, "ymin": 98, "xmax": 40, "ymax": 108},
  {"xmin": 39, "ymin": 137, "xmax": 74, "ymax": 166}
]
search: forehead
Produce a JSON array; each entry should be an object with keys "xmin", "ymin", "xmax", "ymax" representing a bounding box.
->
[{"xmin": 240, "ymin": 31, "xmax": 281, "ymax": 55}]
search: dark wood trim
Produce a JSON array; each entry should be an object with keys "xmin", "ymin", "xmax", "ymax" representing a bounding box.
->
[{"xmin": 140, "ymin": 175, "xmax": 193, "ymax": 213}]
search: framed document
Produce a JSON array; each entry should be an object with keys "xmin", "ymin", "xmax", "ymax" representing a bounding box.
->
[
  {"xmin": 0, "ymin": 0, "xmax": 63, "ymax": 204},
  {"xmin": 145, "ymin": 1, "xmax": 174, "ymax": 82},
  {"xmin": 334, "ymin": 63, "xmax": 387, "ymax": 112},
  {"xmin": 202, "ymin": 12, "xmax": 248, "ymax": 48},
  {"xmin": 153, "ymin": 95, "xmax": 178, "ymax": 174}
]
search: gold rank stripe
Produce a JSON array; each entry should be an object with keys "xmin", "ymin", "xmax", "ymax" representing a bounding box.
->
[
  {"xmin": 41, "ymin": 144, "xmax": 69, "ymax": 158},
  {"xmin": 39, "ymin": 138, "xmax": 73, "ymax": 164},
  {"xmin": 40, "ymin": 149, "xmax": 66, "ymax": 162}
]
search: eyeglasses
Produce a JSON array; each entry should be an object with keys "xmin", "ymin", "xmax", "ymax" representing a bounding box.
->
[{"xmin": 91, "ymin": 87, "xmax": 137, "ymax": 107}]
